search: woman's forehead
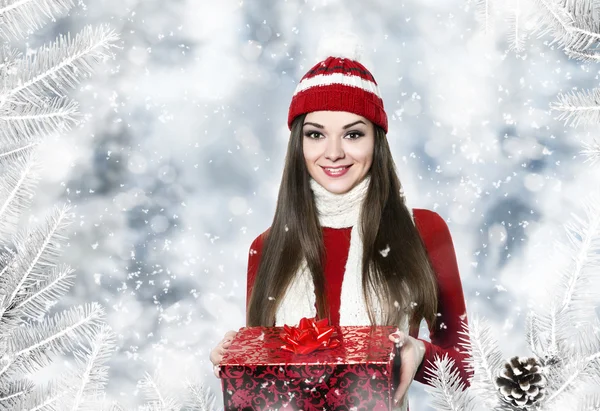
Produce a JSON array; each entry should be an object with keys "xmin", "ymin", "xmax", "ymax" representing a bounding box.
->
[{"xmin": 304, "ymin": 111, "xmax": 370, "ymax": 126}]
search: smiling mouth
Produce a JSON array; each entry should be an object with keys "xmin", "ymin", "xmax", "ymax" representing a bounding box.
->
[{"xmin": 321, "ymin": 165, "xmax": 352, "ymax": 176}]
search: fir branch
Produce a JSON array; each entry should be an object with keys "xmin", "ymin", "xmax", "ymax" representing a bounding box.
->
[
  {"xmin": 2, "ymin": 24, "xmax": 119, "ymax": 108},
  {"xmin": 0, "ymin": 140, "xmax": 40, "ymax": 158},
  {"xmin": 0, "ymin": 378, "xmax": 34, "ymax": 409},
  {"xmin": 576, "ymin": 392, "xmax": 600, "ymax": 410},
  {"xmin": 0, "ymin": 0, "xmax": 75, "ymax": 41},
  {"xmin": 138, "ymin": 371, "xmax": 181, "ymax": 411},
  {"xmin": 67, "ymin": 325, "xmax": 116, "ymax": 411},
  {"xmin": 0, "ymin": 203, "xmax": 73, "ymax": 317},
  {"xmin": 184, "ymin": 378, "xmax": 217, "ymax": 411},
  {"xmin": 0, "ymin": 148, "xmax": 40, "ymax": 241},
  {"xmin": 456, "ymin": 315, "xmax": 504, "ymax": 395},
  {"xmin": 547, "ymin": 351, "xmax": 600, "ymax": 403},
  {"xmin": 530, "ymin": 0, "xmax": 600, "ymax": 51},
  {"xmin": 1, "ymin": 302, "xmax": 105, "ymax": 378},
  {"xmin": 4, "ymin": 379, "xmax": 66, "ymax": 411},
  {"xmin": 557, "ymin": 194, "xmax": 600, "ymax": 316},
  {"xmin": 475, "ymin": 0, "xmax": 494, "ymax": 35},
  {"xmin": 525, "ymin": 311, "xmax": 544, "ymax": 358},
  {"xmin": 581, "ymin": 137, "xmax": 600, "ymax": 165},
  {"xmin": 550, "ymin": 87, "xmax": 600, "ymax": 128},
  {"xmin": 565, "ymin": 47, "xmax": 600, "ymax": 63},
  {"xmin": 529, "ymin": 0, "xmax": 575, "ymax": 43},
  {"xmin": 0, "ymin": 97, "xmax": 80, "ymax": 142},
  {"xmin": 11, "ymin": 264, "xmax": 76, "ymax": 321},
  {"xmin": 558, "ymin": 0, "xmax": 596, "ymax": 18},
  {"xmin": 505, "ymin": 0, "xmax": 527, "ymax": 52},
  {"xmin": 423, "ymin": 354, "xmax": 479, "ymax": 411}
]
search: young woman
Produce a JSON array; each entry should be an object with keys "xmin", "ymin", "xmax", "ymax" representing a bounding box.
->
[{"xmin": 210, "ymin": 50, "xmax": 472, "ymax": 411}]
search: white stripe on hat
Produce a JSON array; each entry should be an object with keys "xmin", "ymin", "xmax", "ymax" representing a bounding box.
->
[{"xmin": 293, "ymin": 73, "xmax": 382, "ymax": 98}]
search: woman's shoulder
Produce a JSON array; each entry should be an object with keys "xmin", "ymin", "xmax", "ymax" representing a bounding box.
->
[
  {"xmin": 411, "ymin": 208, "xmax": 450, "ymax": 235},
  {"xmin": 249, "ymin": 227, "xmax": 271, "ymax": 250}
]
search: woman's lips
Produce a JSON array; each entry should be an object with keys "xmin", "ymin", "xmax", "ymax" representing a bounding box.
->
[{"xmin": 321, "ymin": 165, "xmax": 352, "ymax": 177}]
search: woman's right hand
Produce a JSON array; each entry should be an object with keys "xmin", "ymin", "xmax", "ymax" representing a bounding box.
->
[{"xmin": 209, "ymin": 330, "xmax": 237, "ymax": 378}]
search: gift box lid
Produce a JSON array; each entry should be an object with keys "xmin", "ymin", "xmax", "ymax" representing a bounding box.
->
[{"xmin": 220, "ymin": 325, "xmax": 399, "ymax": 368}]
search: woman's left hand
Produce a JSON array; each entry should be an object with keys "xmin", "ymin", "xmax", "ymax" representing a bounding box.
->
[{"xmin": 388, "ymin": 330, "xmax": 426, "ymax": 408}]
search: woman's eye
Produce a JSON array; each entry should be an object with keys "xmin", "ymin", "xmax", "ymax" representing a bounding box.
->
[
  {"xmin": 346, "ymin": 132, "xmax": 364, "ymax": 139},
  {"xmin": 305, "ymin": 131, "xmax": 322, "ymax": 139}
]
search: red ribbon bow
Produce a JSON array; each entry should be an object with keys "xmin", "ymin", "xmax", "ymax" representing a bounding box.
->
[{"xmin": 280, "ymin": 316, "xmax": 341, "ymax": 355}]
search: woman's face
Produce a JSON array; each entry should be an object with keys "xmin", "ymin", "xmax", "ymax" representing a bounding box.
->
[{"xmin": 302, "ymin": 111, "xmax": 374, "ymax": 195}]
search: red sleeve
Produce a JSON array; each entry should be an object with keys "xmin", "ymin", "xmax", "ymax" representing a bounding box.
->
[
  {"xmin": 412, "ymin": 210, "xmax": 473, "ymax": 389},
  {"xmin": 246, "ymin": 229, "xmax": 269, "ymax": 318}
]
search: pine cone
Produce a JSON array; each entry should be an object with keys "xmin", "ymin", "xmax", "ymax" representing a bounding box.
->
[{"xmin": 496, "ymin": 356, "xmax": 547, "ymax": 409}]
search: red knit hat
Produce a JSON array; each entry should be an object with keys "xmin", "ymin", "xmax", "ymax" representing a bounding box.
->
[{"xmin": 287, "ymin": 37, "xmax": 388, "ymax": 134}]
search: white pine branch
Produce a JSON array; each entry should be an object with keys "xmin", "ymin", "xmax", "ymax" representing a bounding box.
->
[
  {"xmin": 529, "ymin": 0, "xmax": 575, "ymax": 42},
  {"xmin": 581, "ymin": 137, "xmax": 600, "ymax": 166},
  {"xmin": 556, "ymin": 194, "xmax": 600, "ymax": 316},
  {"xmin": 456, "ymin": 315, "xmax": 504, "ymax": 396},
  {"xmin": 1, "ymin": 24, "xmax": 119, "ymax": 108},
  {"xmin": 0, "ymin": 147, "xmax": 40, "ymax": 240},
  {"xmin": 0, "ymin": 140, "xmax": 40, "ymax": 158},
  {"xmin": 576, "ymin": 392, "xmax": 600, "ymax": 410},
  {"xmin": 0, "ymin": 97, "xmax": 80, "ymax": 142},
  {"xmin": 423, "ymin": 354, "xmax": 479, "ymax": 411},
  {"xmin": 0, "ymin": 0, "xmax": 75, "ymax": 41},
  {"xmin": 550, "ymin": 87, "xmax": 600, "ymax": 128},
  {"xmin": 564, "ymin": 47, "xmax": 600, "ymax": 63},
  {"xmin": 184, "ymin": 378, "xmax": 217, "ymax": 411},
  {"xmin": 68, "ymin": 325, "xmax": 116, "ymax": 411},
  {"xmin": 547, "ymin": 351, "xmax": 600, "ymax": 403},
  {"xmin": 475, "ymin": 0, "xmax": 494, "ymax": 35},
  {"xmin": 4, "ymin": 379, "xmax": 66, "ymax": 411},
  {"xmin": 0, "ymin": 302, "xmax": 105, "ymax": 379},
  {"xmin": 138, "ymin": 371, "xmax": 181, "ymax": 411},
  {"xmin": 0, "ymin": 203, "xmax": 73, "ymax": 317},
  {"xmin": 11, "ymin": 264, "xmax": 76, "ymax": 321},
  {"xmin": 505, "ymin": 0, "xmax": 527, "ymax": 52},
  {"xmin": 0, "ymin": 378, "xmax": 35, "ymax": 409}
]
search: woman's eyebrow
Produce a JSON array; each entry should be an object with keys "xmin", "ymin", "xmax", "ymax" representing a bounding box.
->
[
  {"xmin": 303, "ymin": 122, "xmax": 324, "ymax": 129},
  {"xmin": 343, "ymin": 120, "xmax": 366, "ymax": 129},
  {"xmin": 303, "ymin": 120, "xmax": 366, "ymax": 129}
]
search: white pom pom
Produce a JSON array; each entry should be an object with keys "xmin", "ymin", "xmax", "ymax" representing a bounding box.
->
[{"xmin": 316, "ymin": 30, "xmax": 364, "ymax": 62}]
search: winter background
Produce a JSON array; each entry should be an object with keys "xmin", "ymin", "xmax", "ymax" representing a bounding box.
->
[{"xmin": 17, "ymin": 0, "xmax": 600, "ymax": 409}]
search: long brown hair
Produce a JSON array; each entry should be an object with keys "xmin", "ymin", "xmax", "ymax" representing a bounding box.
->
[{"xmin": 246, "ymin": 114, "xmax": 438, "ymax": 331}]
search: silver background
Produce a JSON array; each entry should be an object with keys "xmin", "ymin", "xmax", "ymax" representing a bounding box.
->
[{"xmin": 22, "ymin": 0, "xmax": 600, "ymax": 409}]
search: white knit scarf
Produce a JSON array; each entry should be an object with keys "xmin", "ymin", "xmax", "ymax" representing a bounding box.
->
[{"xmin": 274, "ymin": 174, "xmax": 411, "ymax": 335}]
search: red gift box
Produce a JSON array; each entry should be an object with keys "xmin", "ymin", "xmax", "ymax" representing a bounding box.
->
[{"xmin": 219, "ymin": 319, "xmax": 401, "ymax": 411}]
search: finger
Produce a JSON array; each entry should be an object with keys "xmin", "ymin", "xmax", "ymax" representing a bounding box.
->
[
  {"xmin": 393, "ymin": 358, "xmax": 413, "ymax": 404},
  {"xmin": 389, "ymin": 333, "xmax": 405, "ymax": 349},
  {"xmin": 213, "ymin": 363, "xmax": 221, "ymax": 378},
  {"xmin": 209, "ymin": 347, "xmax": 225, "ymax": 365},
  {"xmin": 223, "ymin": 330, "xmax": 237, "ymax": 340}
]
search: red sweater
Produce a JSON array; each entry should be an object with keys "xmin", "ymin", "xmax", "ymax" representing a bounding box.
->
[{"xmin": 246, "ymin": 208, "xmax": 473, "ymax": 392}]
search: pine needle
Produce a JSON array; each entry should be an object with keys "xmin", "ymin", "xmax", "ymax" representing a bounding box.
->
[
  {"xmin": 4, "ymin": 24, "xmax": 119, "ymax": 107},
  {"xmin": 0, "ymin": 97, "xmax": 80, "ymax": 142},
  {"xmin": 0, "ymin": 148, "xmax": 40, "ymax": 241},
  {"xmin": 2, "ymin": 302, "xmax": 105, "ymax": 378},
  {"xmin": 0, "ymin": 0, "xmax": 75, "ymax": 41},
  {"xmin": 137, "ymin": 371, "xmax": 181, "ymax": 411},
  {"xmin": 184, "ymin": 378, "xmax": 218, "ymax": 411},
  {"xmin": 66, "ymin": 324, "xmax": 117, "ymax": 411},
  {"xmin": 505, "ymin": 0, "xmax": 527, "ymax": 52},
  {"xmin": 581, "ymin": 137, "xmax": 600, "ymax": 165},
  {"xmin": 423, "ymin": 354, "xmax": 480, "ymax": 411},
  {"xmin": 550, "ymin": 88, "xmax": 600, "ymax": 128}
]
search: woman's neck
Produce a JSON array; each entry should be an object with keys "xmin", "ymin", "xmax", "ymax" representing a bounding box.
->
[{"xmin": 309, "ymin": 174, "xmax": 371, "ymax": 228}]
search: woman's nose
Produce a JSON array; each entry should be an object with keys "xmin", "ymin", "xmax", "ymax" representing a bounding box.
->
[{"xmin": 325, "ymin": 137, "xmax": 344, "ymax": 160}]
